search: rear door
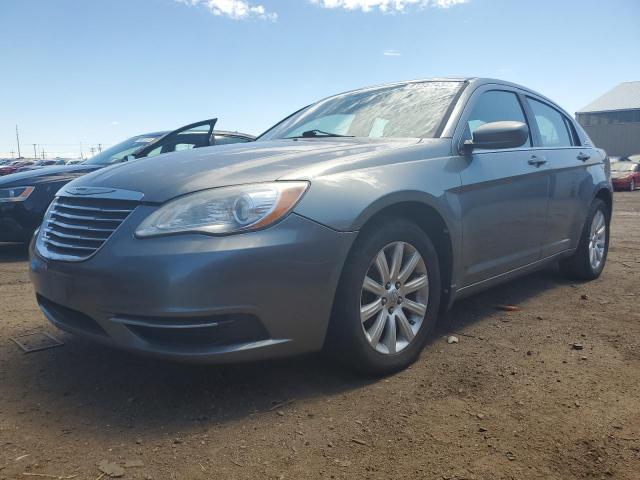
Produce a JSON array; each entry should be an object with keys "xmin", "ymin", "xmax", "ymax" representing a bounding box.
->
[
  {"xmin": 524, "ymin": 96, "xmax": 597, "ymax": 256},
  {"xmin": 456, "ymin": 87, "xmax": 551, "ymax": 286}
]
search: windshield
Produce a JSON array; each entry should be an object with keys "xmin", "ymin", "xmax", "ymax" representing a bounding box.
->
[
  {"xmin": 611, "ymin": 162, "xmax": 636, "ymax": 172},
  {"xmin": 259, "ymin": 81, "xmax": 463, "ymax": 141},
  {"xmin": 84, "ymin": 135, "xmax": 163, "ymax": 165}
]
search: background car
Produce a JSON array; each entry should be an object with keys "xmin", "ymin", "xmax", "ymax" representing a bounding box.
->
[
  {"xmin": 0, "ymin": 160, "xmax": 34, "ymax": 176},
  {"xmin": 16, "ymin": 159, "xmax": 67, "ymax": 173},
  {"xmin": 29, "ymin": 78, "xmax": 612, "ymax": 375},
  {"xmin": 0, "ymin": 118, "xmax": 254, "ymax": 243},
  {"xmin": 611, "ymin": 161, "xmax": 640, "ymax": 191}
]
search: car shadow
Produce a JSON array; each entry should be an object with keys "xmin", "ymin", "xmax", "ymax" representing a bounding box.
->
[
  {"xmin": 6, "ymin": 266, "xmax": 575, "ymax": 440},
  {"xmin": 7, "ymin": 337, "xmax": 374, "ymax": 439},
  {"xmin": 435, "ymin": 265, "xmax": 575, "ymax": 336},
  {"xmin": 0, "ymin": 242, "xmax": 29, "ymax": 262}
]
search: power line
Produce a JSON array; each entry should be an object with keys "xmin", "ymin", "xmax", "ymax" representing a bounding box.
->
[{"xmin": 15, "ymin": 125, "xmax": 21, "ymax": 158}]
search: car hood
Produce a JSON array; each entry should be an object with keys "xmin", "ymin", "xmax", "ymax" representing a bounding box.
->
[
  {"xmin": 67, "ymin": 138, "xmax": 443, "ymax": 203},
  {"xmin": 0, "ymin": 164, "xmax": 103, "ymax": 187}
]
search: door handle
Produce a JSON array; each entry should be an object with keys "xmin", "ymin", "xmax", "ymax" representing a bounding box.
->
[
  {"xmin": 528, "ymin": 155, "xmax": 547, "ymax": 167},
  {"xmin": 577, "ymin": 152, "xmax": 590, "ymax": 161}
]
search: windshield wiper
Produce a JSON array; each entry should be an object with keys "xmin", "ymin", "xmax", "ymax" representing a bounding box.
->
[{"xmin": 287, "ymin": 129, "xmax": 354, "ymax": 139}]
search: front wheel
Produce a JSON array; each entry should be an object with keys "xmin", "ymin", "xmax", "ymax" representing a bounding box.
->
[
  {"xmin": 559, "ymin": 199, "xmax": 610, "ymax": 280},
  {"xmin": 327, "ymin": 218, "xmax": 441, "ymax": 375}
]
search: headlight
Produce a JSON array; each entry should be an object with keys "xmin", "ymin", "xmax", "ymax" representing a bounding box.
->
[
  {"xmin": 135, "ymin": 181, "xmax": 309, "ymax": 238},
  {"xmin": 0, "ymin": 186, "xmax": 35, "ymax": 203}
]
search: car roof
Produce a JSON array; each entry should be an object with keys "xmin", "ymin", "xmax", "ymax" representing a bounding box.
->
[
  {"xmin": 335, "ymin": 76, "xmax": 542, "ymax": 93},
  {"xmin": 331, "ymin": 77, "xmax": 564, "ymax": 112}
]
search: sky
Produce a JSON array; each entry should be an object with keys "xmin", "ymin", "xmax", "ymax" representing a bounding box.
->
[{"xmin": 0, "ymin": 0, "xmax": 639, "ymax": 158}]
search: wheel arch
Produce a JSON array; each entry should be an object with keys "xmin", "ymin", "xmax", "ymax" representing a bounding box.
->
[
  {"xmin": 346, "ymin": 193, "xmax": 455, "ymax": 309},
  {"xmin": 594, "ymin": 185, "xmax": 613, "ymax": 218}
]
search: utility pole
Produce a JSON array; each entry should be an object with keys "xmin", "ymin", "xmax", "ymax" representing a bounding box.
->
[
  {"xmin": 15, "ymin": 125, "xmax": 21, "ymax": 158},
  {"xmin": 41, "ymin": 149, "xmax": 45, "ymax": 159},
  {"xmin": 80, "ymin": 142, "xmax": 83, "ymax": 160},
  {"xmin": 10, "ymin": 150, "xmax": 14, "ymax": 158},
  {"xmin": 33, "ymin": 143, "xmax": 37, "ymax": 159},
  {"xmin": 90, "ymin": 147, "xmax": 95, "ymax": 157},
  {"xmin": 98, "ymin": 143, "xmax": 102, "ymax": 153}
]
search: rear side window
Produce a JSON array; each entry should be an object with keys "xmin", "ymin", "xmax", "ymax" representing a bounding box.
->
[
  {"xmin": 466, "ymin": 90, "xmax": 531, "ymax": 146},
  {"xmin": 563, "ymin": 116, "xmax": 581, "ymax": 146},
  {"xmin": 527, "ymin": 98, "xmax": 573, "ymax": 147}
]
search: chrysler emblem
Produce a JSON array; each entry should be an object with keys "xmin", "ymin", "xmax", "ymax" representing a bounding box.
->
[{"xmin": 66, "ymin": 186, "xmax": 116, "ymax": 196}]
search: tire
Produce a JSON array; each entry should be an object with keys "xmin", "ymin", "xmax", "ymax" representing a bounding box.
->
[
  {"xmin": 559, "ymin": 199, "xmax": 610, "ymax": 280},
  {"xmin": 326, "ymin": 218, "xmax": 441, "ymax": 375},
  {"xmin": 630, "ymin": 179, "xmax": 636, "ymax": 192}
]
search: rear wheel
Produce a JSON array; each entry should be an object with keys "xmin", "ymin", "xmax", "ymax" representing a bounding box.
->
[
  {"xmin": 327, "ymin": 218, "xmax": 441, "ymax": 375},
  {"xmin": 559, "ymin": 199, "xmax": 609, "ymax": 280}
]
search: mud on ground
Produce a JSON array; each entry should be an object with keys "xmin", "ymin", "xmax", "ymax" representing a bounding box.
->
[{"xmin": 0, "ymin": 192, "xmax": 638, "ymax": 479}]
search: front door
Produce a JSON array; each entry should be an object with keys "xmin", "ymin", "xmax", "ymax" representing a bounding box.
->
[
  {"xmin": 135, "ymin": 118, "xmax": 218, "ymax": 159},
  {"xmin": 457, "ymin": 88, "xmax": 550, "ymax": 286}
]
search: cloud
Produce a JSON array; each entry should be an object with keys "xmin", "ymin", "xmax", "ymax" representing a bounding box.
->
[
  {"xmin": 177, "ymin": 0, "xmax": 277, "ymax": 21},
  {"xmin": 383, "ymin": 49, "xmax": 402, "ymax": 56},
  {"xmin": 310, "ymin": 0, "xmax": 467, "ymax": 13},
  {"xmin": 111, "ymin": 121, "xmax": 119, "ymax": 126}
]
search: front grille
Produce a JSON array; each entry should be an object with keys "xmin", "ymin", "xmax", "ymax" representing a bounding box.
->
[{"xmin": 39, "ymin": 196, "xmax": 138, "ymax": 261}]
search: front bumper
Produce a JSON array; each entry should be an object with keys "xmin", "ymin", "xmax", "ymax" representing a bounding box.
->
[
  {"xmin": 612, "ymin": 178, "xmax": 632, "ymax": 190},
  {"xmin": 29, "ymin": 210, "xmax": 356, "ymax": 363},
  {"xmin": 0, "ymin": 202, "xmax": 41, "ymax": 242}
]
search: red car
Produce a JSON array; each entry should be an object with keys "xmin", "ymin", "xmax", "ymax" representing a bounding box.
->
[
  {"xmin": 611, "ymin": 161, "xmax": 640, "ymax": 191},
  {"xmin": 0, "ymin": 160, "xmax": 34, "ymax": 176}
]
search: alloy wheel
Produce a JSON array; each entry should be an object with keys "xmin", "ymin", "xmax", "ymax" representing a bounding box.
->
[
  {"xmin": 588, "ymin": 210, "xmax": 606, "ymax": 270},
  {"xmin": 360, "ymin": 241, "xmax": 429, "ymax": 354}
]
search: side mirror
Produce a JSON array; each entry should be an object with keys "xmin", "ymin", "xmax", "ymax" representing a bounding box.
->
[{"xmin": 462, "ymin": 121, "xmax": 529, "ymax": 153}]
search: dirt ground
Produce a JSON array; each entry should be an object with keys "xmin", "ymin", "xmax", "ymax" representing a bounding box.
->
[{"xmin": 0, "ymin": 193, "xmax": 638, "ymax": 480}]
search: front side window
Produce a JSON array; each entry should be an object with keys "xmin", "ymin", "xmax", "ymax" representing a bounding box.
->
[
  {"xmin": 84, "ymin": 135, "xmax": 162, "ymax": 165},
  {"xmin": 465, "ymin": 90, "xmax": 531, "ymax": 146},
  {"xmin": 259, "ymin": 81, "xmax": 464, "ymax": 140},
  {"xmin": 528, "ymin": 98, "xmax": 573, "ymax": 147},
  {"xmin": 145, "ymin": 125, "xmax": 213, "ymax": 158}
]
